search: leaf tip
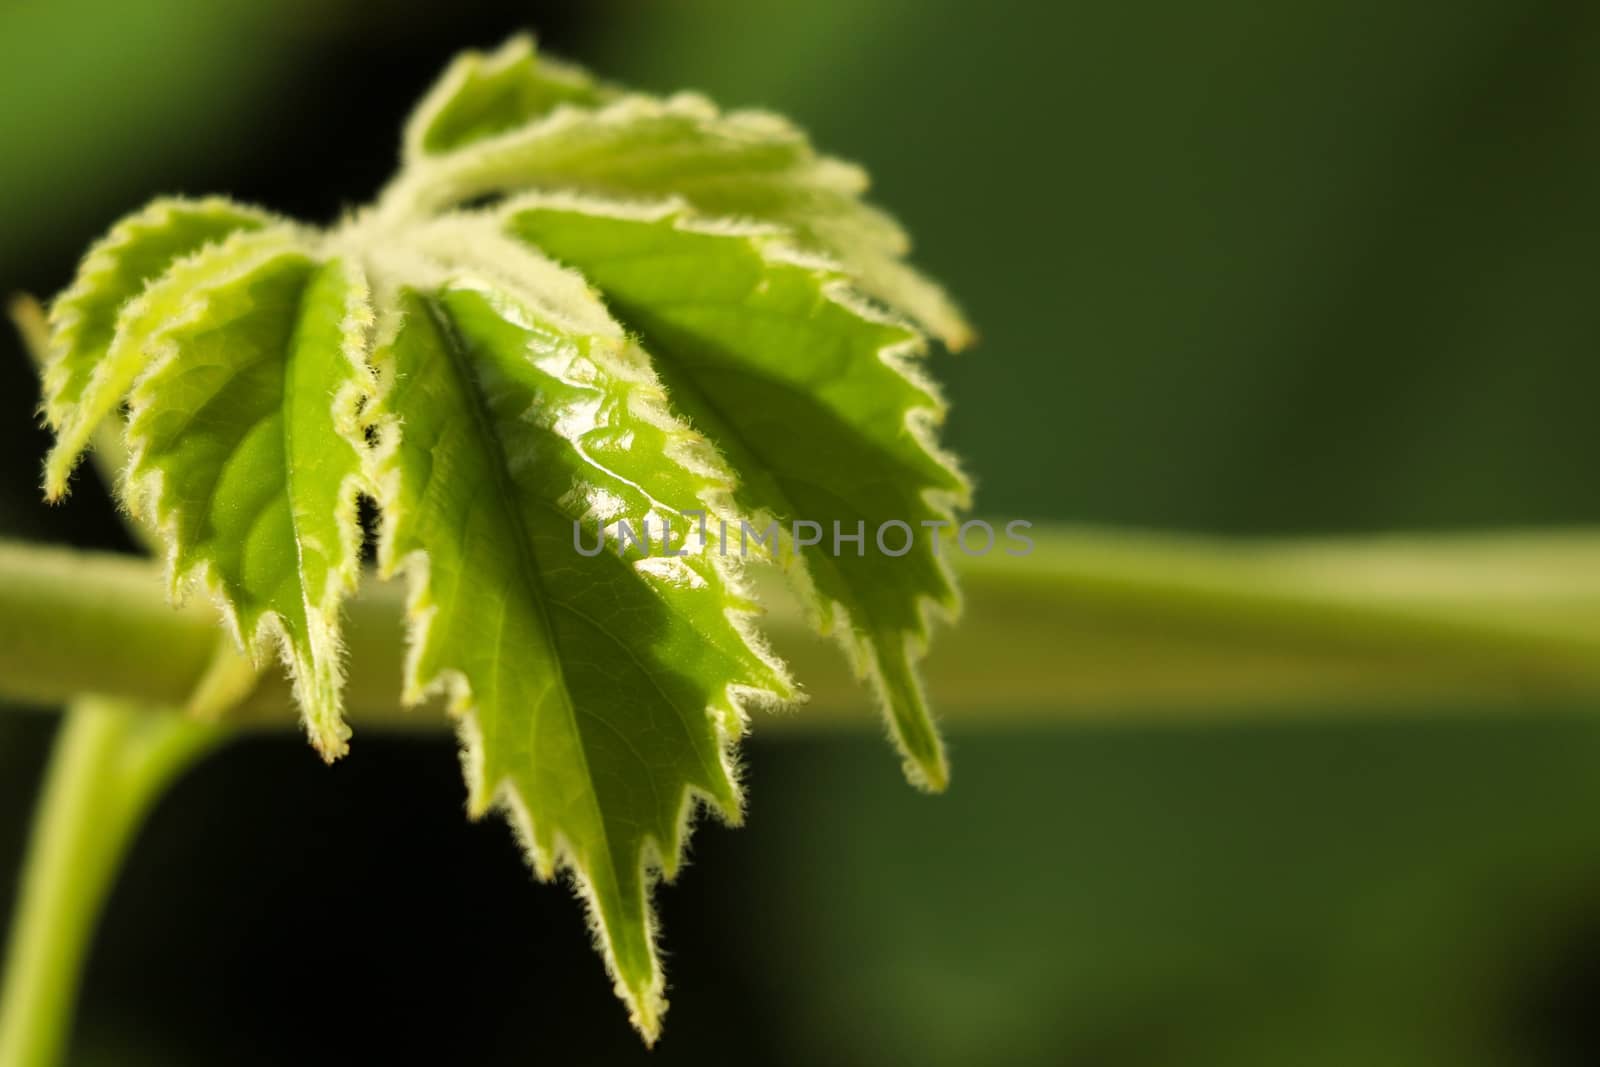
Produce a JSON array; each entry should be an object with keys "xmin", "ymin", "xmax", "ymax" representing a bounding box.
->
[
  {"xmin": 944, "ymin": 319, "xmax": 979, "ymax": 354},
  {"xmin": 40, "ymin": 448, "xmax": 75, "ymax": 503},
  {"xmin": 309, "ymin": 725, "xmax": 352, "ymax": 764},
  {"xmin": 628, "ymin": 994, "xmax": 666, "ymax": 1047},
  {"xmin": 872, "ymin": 638, "xmax": 952, "ymax": 794},
  {"xmin": 605, "ymin": 933, "xmax": 668, "ymax": 1047},
  {"xmin": 906, "ymin": 750, "xmax": 951, "ymax": 794}
]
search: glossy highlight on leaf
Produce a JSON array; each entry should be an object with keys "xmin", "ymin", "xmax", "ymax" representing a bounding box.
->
[
  {"xmin": 505, "ymin": 199, "xmax": 970, "ymax": 790},
  {"xmin": 36, "ymin": 33, "xmax": 972, "ymax": 1042},
  {"xmin": 368, "ymin": 280, "xmax": 789, "ymax": 1039}
]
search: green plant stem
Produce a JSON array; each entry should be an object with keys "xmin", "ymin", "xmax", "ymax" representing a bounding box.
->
[
  {"xmin": 0, "ymin": 699, "xmax": 221, "ymax": 1067},
  {"xmin": 1, "ymin": 528, "xmax": 1597, "ymax": 1066},
  {"xmin": 4, "ymin": 527, "xmax": 1600, "ymax": 728}
]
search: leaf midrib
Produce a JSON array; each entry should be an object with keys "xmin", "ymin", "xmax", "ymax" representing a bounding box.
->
[
  {"xmin": 421, "ymin": 296, "xmax": 629, "ymax": 883},
  {"xmin": 280, "ymin": 265, "xmax": 319, "ymax": 631}
]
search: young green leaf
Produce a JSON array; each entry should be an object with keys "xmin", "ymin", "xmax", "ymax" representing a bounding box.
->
[
  {"xmin": 37, "ymin": 33, "xmax": 972, "ymax": 1043},
  {"xmin": 403, "ymin": 33, "xmax": 611, "ymax": 159},
  {"xmin": 386, "ymin": 58, "xmax": 972, "ymax": 349},
  {"xmin": 41, "ymin": 197, "xmax": 273, "ymax": 498},
  {"xmin": 121, "ymin": 236, "xmax": 373, "ymax": 759},
  {"xmin": 367, "ymin": 274, "xmax": 789, "ymax": 1040},
  {"xmin": 505, "ymin": 199, "xmax": 970, "ymax": 789}
]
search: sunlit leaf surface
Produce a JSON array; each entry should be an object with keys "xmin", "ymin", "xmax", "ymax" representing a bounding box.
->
[{"xmin": 38, "ymin": 33, "xmax": 968, "ymax": 1040}]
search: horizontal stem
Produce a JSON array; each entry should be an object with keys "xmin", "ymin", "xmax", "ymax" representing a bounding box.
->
[{"xmin": 3, "ymin": 528, "xmax": 1600, "ymax": 731}]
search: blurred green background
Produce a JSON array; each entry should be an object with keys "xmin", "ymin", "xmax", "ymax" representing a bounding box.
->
[{"xmin": 4, "ymin": 1, "xmax": 1600, "ymax": 1064}]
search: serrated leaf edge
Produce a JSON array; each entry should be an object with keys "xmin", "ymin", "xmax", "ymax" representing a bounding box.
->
[
  {"xmin": 357, "ymin": 245, "xmax": 794, "ymax": 1040},
  {"xmin": 383, "ymin": 81, "xmax": 863, "ymax": 223},
  {"xmin": 119, "ymin": 236, "xmax": 375, "ymax": 759},
  {"xmin": 498, "ymin": 192, "xmax": 971, "ymax": 789},
  {"xmin": 401, "ymin": 33, "xmax": 611, "ymax": 163},
  {"xmin": 387, "ymin": 51, "xmax": 975, "ymax": 348},
  {"xmin": 41, "ymin": 199, "xmax": 281, "ymax": 499}
]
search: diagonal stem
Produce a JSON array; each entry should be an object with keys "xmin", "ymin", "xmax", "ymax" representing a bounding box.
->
[{"xmin": 0, "ymin": 700, "xmax": 222, "ymax": 1067}]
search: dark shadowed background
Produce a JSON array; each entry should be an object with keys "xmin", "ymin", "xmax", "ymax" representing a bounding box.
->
[{"xmin": 4, "ymin": 2, "xmax": 1600, "ymax": 1064}]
